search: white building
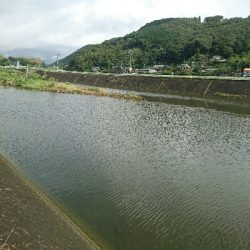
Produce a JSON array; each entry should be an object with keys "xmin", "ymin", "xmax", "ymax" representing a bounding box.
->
[{"xmin": 243, "ymin": 68, "xmax": 250, "ymax": 77}]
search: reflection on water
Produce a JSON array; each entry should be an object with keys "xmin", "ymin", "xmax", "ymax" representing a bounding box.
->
[
  {"xmin": 74, "ymin": 83, "xmax": 250, "ymax": 115},
  {"xmin": 1, "ymin": 87, "xmax": 250, "ymax": 249}
]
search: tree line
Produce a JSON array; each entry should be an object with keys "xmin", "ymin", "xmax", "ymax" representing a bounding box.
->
[
  {"xmin": 0, "ymin": 55, "xmax": 44, "ymax": 67},
  {"xmin": 61, "ymin": 16, "xmax": 250, "ymax": 75}
]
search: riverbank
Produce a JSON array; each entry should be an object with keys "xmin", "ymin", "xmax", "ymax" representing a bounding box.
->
[
  {"xmin": 37, "ymin": 70, "xmax": 250, "ymax": 106},
  {"xmin": 0, "ymin": 68, "xmax": 142, "ymax": 101},
  {"xmin": 0, "ymin": 153, "xmax": 100, "ymax": 250}
]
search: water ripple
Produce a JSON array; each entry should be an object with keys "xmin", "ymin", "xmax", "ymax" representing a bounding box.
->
[{"xmin": 1, "ymin": 88, "xmax": 250, "ymax": 249}]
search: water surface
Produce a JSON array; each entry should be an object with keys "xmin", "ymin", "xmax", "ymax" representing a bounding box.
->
[{"xmin": 0, "ymin": 87, "xmax": 250, "ymax": 249}]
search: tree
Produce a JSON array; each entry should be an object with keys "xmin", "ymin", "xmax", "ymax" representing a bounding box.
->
[
  {"xmin": 60, "ymin": 16, "xmax": 250, "ymax": 75},
  {"xmin": 0, "ymin": 55, "xmax": 11, "ymax": 66},
  {"xmin": 228, "ymin": 52, "xmax": 250, "ymax": 71},
  {"xmin": 204, "ymin": 15, "xmax": 224, "ymax": 23}
]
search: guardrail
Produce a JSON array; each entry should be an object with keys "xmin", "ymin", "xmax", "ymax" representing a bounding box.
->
[{"xmin": 2, "ymin": 66, "xmax": 250, "ymax": 81}]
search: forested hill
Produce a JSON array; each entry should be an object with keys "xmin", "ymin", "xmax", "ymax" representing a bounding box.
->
[{"xmin": 61, "ymin": 16, "xmax": 250, "ymax": 71}]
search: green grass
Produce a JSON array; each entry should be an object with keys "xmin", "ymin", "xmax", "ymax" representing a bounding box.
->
[
  {"xmin": 214, "ymin": 92, "xmax": 243, "ymax": 98},
  {"xmin": 0, "ymin": 68, "xmax": 143, "ymax": 101}
]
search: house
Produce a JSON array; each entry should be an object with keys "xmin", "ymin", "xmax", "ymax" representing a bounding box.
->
[
  {"xmin": 180, "ymin": 64, "xmax": 191, "ymax": 70},
  {"xmin": 122, "ymin": 67, "xmax": 134, "ymax": 74},
  {"xmin": 151, "ymin": 65, "xmax": 165, "ymax": 71},
  {"xmin": 135, "ymin": 68, "xmax": 157, "ymax": 74},
  {"xmin": 243, "ymin": 68, "xmax": 250, "ymax": 77},
  {"xmin": 110, "ymin": 66, "xmax": 123, "ymax": 74},
  {"xmin": 91, "ymin": 67, "xmax": 100, "ymax": 73},
  {"xmin": 211, "ymin": 55, "xmax": 227, "ymax": 62},
  {"xmin": 148, "ymin": 68, "xmax": 158, "ymax": 74}
]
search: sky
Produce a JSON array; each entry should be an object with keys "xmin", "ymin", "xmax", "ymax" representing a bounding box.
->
[{"xmin": 0, "ymin": 0, "xmax": 249, "ymax": 53}]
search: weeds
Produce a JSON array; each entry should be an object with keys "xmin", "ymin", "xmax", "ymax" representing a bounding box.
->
[
  {"xmin": 0, "ymin": 68, "xmax": 142, "ymax": 101},
  {"xmin": 0, "ymin": 227, "xmax": 14, "ymax": 250}
]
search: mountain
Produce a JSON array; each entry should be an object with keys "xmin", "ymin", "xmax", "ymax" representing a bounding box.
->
[
  {"xmin": 3, "ymin": 45, "xmax": 78, "ymax": 65},
  {"xmin": 60, "ymin": 16, "xmax": 250, "ymax": 71}
]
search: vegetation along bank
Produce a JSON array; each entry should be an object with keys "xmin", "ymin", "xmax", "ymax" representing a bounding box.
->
[
  {"xmin": 38, "ymin": 70, "xmax": 250, "ymax": 106},
  {"xmin": 0, "ymin": 68, "xmax": 142, "ymax": 101}
]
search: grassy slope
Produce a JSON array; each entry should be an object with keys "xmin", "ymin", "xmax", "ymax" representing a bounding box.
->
[{"xmin": 0, "ymin": 68, "xmax": 142, "ymax": 101}]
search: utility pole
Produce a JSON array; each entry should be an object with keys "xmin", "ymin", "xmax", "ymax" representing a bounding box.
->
[
  {"xmin": 56, "ymin": 53, "xmax": 60, "ymax": 70},
  {"xmin": 129, "ymin": 51, "xmax": 133, "ymax": 73}
]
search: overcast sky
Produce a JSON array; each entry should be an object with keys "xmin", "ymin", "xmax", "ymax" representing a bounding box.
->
[{"xmin": 0, "ymin": 0, "xmax": 249, "ymax": 52}]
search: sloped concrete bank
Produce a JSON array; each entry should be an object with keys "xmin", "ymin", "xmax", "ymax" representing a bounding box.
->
[
  {"xmin": 0, "ymin": 153, "xmax": 100, "ymax": 250},
  {"xmin": 38, "ymin": 71, "xmax": 250, "ymax": 105}
]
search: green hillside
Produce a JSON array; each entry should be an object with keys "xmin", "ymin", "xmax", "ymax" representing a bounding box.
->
[{"xmin": 60, "ymin": 16, "xmax": 250, "ymax": 74}]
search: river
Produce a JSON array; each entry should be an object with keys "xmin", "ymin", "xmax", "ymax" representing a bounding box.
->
[{"xmin": 0, "ymin": 86, "xmax": 250, "ymax": 249}]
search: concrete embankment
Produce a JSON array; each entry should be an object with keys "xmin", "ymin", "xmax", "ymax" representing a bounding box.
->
[
  {"xmin": 0, "ymin": 154, "xmax": 99, "ymax": 250},
  {"xmin": 38, "ymin": 70, "xmax": 250, "ymax": 105}
]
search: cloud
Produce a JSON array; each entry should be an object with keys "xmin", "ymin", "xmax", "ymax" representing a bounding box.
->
[{"xmin": 0, "ymin": 0, "xmax": 249, "ymax": 52}]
